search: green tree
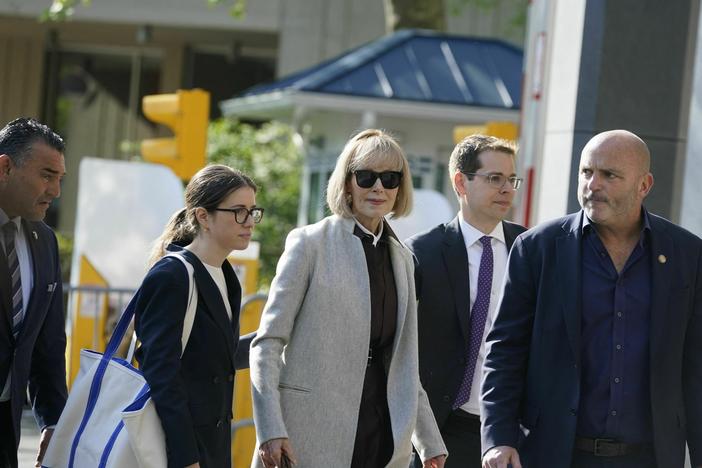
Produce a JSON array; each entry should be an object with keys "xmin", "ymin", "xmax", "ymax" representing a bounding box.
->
[{"xmin": 207, "ymin": 119, "xmax": 301, "ymax": 289}]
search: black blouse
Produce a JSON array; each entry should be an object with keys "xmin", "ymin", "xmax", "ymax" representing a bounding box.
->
[{"xmin": 353, "ymin": 222, "xmax": 397, "ymax": 354}]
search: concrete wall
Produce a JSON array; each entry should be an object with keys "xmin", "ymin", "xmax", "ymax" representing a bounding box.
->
[
  {"xmin": 0, "ymin": 0, "xmax": 281, "ymax": 32},
  {"xmin": 0, "ymin": 26, "xmax": 45, "ymax": 125}
]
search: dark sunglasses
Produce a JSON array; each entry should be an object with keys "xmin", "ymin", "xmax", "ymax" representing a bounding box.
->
[
  {"xmin": 212, "ymin": 207, "xmax": 264, "ymax": 224},
  {"xmin": 353, "ymin": 170, "xmax": 403, "ymax": 189}
]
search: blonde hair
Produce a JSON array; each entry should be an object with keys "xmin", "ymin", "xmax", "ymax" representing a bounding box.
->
[
  {"xmin": 148, "ymin": 164, "xmax": 256, "ymax": 265},
  {"xmin": 326, "ymin": 128, "xmax": 413, "ymax": 218}
]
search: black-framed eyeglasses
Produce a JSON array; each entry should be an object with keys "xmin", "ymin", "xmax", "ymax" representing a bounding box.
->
[
  {"xmin": 353, "ymin": 170, "xmax": 403, "ymax": 189},
  {"xmin": 212, "ymin": 207, "xmax": 264, "ymax": 224},
  {"xmin": 463, "ymin": 172, "xmax": 523, "ymax": 190}
]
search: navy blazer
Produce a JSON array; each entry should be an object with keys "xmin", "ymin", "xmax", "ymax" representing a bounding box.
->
[
  {"xmin": 135, "ymin": 246, "xmax": 253, "ymax": 468},
  {"xmin": 0, "ymin": 219, "xmax": 67, "ymax": 449},
  {"xmin": 406, "ymin": 216, "xmax": 526, "ymax": 428},
  {"xmin": 481, "ymin": 210, "xmax": 702, "ymax": 468}
]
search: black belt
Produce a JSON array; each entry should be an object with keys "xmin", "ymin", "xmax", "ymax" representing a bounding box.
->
[
  {"xmin": 574, "ymin": 437, "xmax": 651, "ymax": 457},
  {"xmin": 452, "ymin": 408, "xmax": 480, "ymax": 421},
  {"xmin": 444, "ymin": 408, "xmax": 481, "ymax": 432}
]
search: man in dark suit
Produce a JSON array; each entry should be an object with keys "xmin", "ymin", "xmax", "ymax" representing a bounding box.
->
[
  {"xmin": 481, "ymin": 130, "xmax": 702, "ymax": 468},
  {"xmin": 406, "ymin": 134, "xmax": 526, "ymax": 468},
  {"xmin": 0, "ymin": 118, "xmax": 68, "ymax": 468}
]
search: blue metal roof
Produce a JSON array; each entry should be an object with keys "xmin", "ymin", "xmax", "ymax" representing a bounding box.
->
[{"xmin": 241, "ymin": 29, "xmax": 523, "ymax": 109}]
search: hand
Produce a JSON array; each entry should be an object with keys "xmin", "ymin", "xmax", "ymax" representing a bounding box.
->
[
  {"xmin": 35, "ymin": 428, "xmax": 54, "ymax": 467},
  {"xmin": 482, "ymin": 445, "xmax": 522, "ymax": 468},
  {"xmin": 258, "ymin": 438, "xmax": 297, "ymax": 468},
  {"xmin": 423, "ymin": 454, "xmax": 447, "ymax": 468},
  {"xmin": 184, "ymin": 464, "xmax": 200, "ymax": 468}
]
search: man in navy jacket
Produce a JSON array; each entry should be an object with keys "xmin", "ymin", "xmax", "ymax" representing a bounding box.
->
[
  {"xmin": 481, "ymin": 130, "xmax": 702, "ymax": 468},
  {"xmin": 0, "ymin": 118, "xmax": 68, "ymax": 468}
]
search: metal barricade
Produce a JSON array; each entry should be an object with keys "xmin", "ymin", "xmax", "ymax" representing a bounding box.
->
[{"xmin": 63, "ymin": 284, "xmax": 136, "ymax": 386}]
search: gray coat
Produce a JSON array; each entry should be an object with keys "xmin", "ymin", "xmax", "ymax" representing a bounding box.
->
[{"xmin": 250, "ymin": 215, "xmax": 446, "ymax": 467}]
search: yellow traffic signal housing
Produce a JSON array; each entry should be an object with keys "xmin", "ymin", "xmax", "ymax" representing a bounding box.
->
[
  {"xmin": 141, "ymin": 89, "xmax": 210, "ymax": 181},
  {"xmin": 453, "ymin": 121, "xmax": 519, "ymax": 144}
]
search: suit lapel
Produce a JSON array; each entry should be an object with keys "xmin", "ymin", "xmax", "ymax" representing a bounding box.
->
[
  {"xmin": 647, "ymin": 216, "xmax": 672, "ymax": 371},
  {"xmin": 181, "ymin": 249, "xmax": 236, "ymax": 364},
  {"xmin": 502, "ymin": 221, "xmax": 520, "ymax": 251},
  {"xmin": 388, "ymin": 237, "xmax": 410, "ymax": 356},
  {"xmin": 343, "ymin": 221, "xmax": 374, "ymax": 342},
  {"xmin": 222, "ymin": 262, "xmax": 242, "ymax": 340},
  {"xmin": 20, "ymin": 220, "xmax": 46, "ymax": 342},
  {"xmin": 556, "ymin": 213, "xmax": 583, "ymax": 365},
  {"xmin": 442, "ymin": 217, "xmax": 471, "ymax": 344},
  {"xmin": 0, "ymin": 244, "xmax": 11, "ymax": 338}
]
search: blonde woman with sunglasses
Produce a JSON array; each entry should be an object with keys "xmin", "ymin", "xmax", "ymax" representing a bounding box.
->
[{"xmin": 250, "ymin": 129, "xmax": 447, "ymax": 468}]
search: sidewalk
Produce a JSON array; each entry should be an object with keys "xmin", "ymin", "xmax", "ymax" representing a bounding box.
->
[{"xmin": 18, "ymin": 409, "xmax": 40, "ymax": 468}]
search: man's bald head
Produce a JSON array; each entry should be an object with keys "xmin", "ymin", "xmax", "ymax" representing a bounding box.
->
[
  {"xmin": 582, "ymin": 129, "xmax": 650, "ymax": 174},
  {"xmin": 577, "ymin": 129, "xmax": 654, "ymax": 231}
]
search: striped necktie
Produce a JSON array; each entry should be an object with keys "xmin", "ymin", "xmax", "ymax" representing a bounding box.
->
[{"xmin": 3, "ymin": 222, "xmax": 24, "ymax": 339}]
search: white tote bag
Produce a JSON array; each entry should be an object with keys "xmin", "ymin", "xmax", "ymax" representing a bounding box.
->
[{"xmin": 42, "ymin": 253, "xmax": 198, "ymax": 468}]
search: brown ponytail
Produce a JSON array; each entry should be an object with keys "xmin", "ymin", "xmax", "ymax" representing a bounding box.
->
[{"xmin": 148, "ymin": 208, "xmax": 195, "ymax": 266}]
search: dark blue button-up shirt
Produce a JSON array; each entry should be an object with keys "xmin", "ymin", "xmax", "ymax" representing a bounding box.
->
[{"xmin": 576, "ymin": 211, "xmax": 653, "ymax": 443}]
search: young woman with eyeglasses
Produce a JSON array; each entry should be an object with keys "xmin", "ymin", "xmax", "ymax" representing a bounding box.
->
[
  {"xmin": 250, "ymin": 129, "xmax": 447, "ymax": 468},
  {"xmin": 135, "ymin": 164, "xmax": 263, "ymax": 468}
]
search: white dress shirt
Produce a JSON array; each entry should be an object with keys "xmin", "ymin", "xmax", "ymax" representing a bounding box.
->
[
  {"xmin": 457, "ymin": 216, "xmax": 508, "ymax": 416},
  {"xmin": 353, "ymin": 217, "xmax": 384, "ymax": 246},
  {"xmin": 0, "ymin": 209, "xmax": 34, "ymax": 401}
]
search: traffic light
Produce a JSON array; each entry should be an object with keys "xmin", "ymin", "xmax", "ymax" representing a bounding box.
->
[
  {"xmin": 453, "ymin": 121, "xmax": 519, "ymax": 144},
  {"xmin": 141, "ymin": 89, "xmax": 210, "ymax": 181}
]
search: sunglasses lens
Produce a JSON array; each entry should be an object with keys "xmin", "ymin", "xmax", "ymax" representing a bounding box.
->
[
  {"xmin": 355, "ymin": 170, "xmax": 402, "ymax": 189},
  {"xmin": 380, "ymin": 172, "xmax": 402, "ymax": 189},
  {"xmin": 355, "ymin": 170, "xmax": 377, "ymax": 188}
]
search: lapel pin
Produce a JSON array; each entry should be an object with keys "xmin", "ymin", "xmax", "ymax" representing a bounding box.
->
[
  {"xmin": 32, "ymin": 231, "xmax": 38, "ymax": 240},
  {"xmin": 658, "ymin": 254, "xmax": 667, "ymax": 264}
]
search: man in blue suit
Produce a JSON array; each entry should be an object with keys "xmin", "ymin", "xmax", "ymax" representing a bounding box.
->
[
  {"xmin": 0, "ymin": 118, "xmax": 68, "ymax": 468},
  {"xmin": 480, "ymin": 129, "xmax": 702, "ymax": 468}
]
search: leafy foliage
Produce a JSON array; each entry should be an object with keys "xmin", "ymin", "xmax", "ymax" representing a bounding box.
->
[
  {"xmin": 207, "ymin": 119, "xmax": 302, "ymax": 289},
  {"xmin": 206, "ymin": 0, "xmax": 247, "ymax": 19},
  {"xmin": 41, "ymin": 0, "xmax": 91, "ymax": 22}
]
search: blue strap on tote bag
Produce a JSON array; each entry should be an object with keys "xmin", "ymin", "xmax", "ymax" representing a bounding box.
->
[{"xmin": 42, "ymin": 253, "xmax": 197, "ymax": 468}]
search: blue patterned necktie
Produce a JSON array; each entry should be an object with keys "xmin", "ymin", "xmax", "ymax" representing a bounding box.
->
[
  {"xmin": 453, "ymin": 235, "xmax": 493, "ymax": 409},
  {"xmin": 3, "ymin": 222, "xmax": 24, "ymax": 339}
]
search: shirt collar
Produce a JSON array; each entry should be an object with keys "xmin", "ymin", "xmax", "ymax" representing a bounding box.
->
[
  {"xmin": 353, "ymin": 217, "xmax": 384, "ymax": 247},
  {"xmin": 581, "ymin": 208, "xmax": 651, "ymax": 248},
  {"xmin": 458, "ymin": 213, "xmax": 506, "ymax": 248},
  {"xmin": 0, "ymin": 207, "xmax": 21, "ymax": 230}
]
